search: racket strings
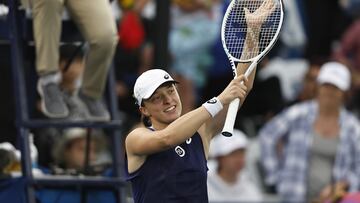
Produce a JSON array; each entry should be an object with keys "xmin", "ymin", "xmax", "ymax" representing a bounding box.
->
[{"xmin": 224, "ymin": 0, "xmax": 282, "ymax": 60}]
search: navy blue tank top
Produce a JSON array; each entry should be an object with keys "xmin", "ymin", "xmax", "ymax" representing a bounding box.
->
[{"xmin": 125, "ymin": 132, "xmax": 208, "ymax": 203}]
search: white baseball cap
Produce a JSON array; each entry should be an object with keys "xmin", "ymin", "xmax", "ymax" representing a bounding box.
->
[
  {"xmin": 134, "ymin": 69, "xmax": 177, "ymax": 106},
  {"xmin": 209, "ymin": 129, "xmax": 248, "ymax": 158},
  {"xmin": 317, "ymin": 62, "xmax": 351, "ymax": 91}
]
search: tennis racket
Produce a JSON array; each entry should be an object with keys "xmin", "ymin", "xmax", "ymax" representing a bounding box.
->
[{"xmin": 221, "ymin": 0, "xmax": 284, "ymax": 137}]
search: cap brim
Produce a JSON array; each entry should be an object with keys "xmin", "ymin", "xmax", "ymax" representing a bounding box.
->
[
  {"xmin": 142, "ymin": 80, "xmax": 178, "ymax": 100},
  {"xmin": 318, "ymin": 77, "xmax": 346, "ymax": 91}
]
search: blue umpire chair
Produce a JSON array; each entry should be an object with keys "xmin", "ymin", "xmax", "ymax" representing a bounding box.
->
[{"xmin": 6, "ymin": 0, "xmax": 128, "ymax": 203}]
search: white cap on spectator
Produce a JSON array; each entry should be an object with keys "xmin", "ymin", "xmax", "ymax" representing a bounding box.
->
[
  {"xmin": 52, "ymin": 128, "xmax": 87, "ymax": 162},
  {"xmin": 210, "ymin": 129, "xmax": 248, "ymax": 158},
  {"xmin": 63, "ymin": 128, "xmax": 87, "ymax": 141},
  {"xmin": 317, "ymin": 62, "xmax": 351, "ymax": 91},
  {"xmin": 52, "ymin": 128, "xmax": 103, "ymax": 164},
  {"xmin": 134, "ymin": 69, "xmax": 177, "ymax": 106}
]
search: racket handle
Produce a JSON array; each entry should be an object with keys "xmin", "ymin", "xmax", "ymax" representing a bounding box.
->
[{"xmin": 221, "ymin": 98, "xmax": 240, "ymax": 137}]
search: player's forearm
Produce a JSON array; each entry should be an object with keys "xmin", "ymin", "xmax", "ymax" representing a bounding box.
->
[
  {"xmin": 237, "ymin": 32, "xmax": 260, "ymax": 91},
  {"xmin": 161, "ymin": 107, "xmax": 212, "ymax": 147},
  {"xmin": 242, "ymin": 27, "xmax": 260, "ymax": 58},
  {"xmin": 207, "ymin": 104, "xmax": 230, "ymax": 137}
]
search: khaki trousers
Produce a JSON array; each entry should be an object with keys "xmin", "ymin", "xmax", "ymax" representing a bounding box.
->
[{"xmin": 32, "ymin": 0, "xmax": 118, "ymax": 99}]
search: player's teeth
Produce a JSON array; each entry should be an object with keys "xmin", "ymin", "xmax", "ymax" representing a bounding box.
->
[{"xmin": 165, "ymin": 106, "xmax": 175, "ymax": 112}]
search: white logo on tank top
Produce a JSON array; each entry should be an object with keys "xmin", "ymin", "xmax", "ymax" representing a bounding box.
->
[
  {"xmin": 175, "ymin": 146, "xmax": 185, "ymax": 157},
  {"xmin": 186, "ymin": 138, "xmax": 192, "ymax": 144}
]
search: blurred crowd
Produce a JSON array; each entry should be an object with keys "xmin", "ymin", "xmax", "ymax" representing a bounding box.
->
[{"xmin": 1, "ymin": 0, "xmax": 360, "ymax": 202}]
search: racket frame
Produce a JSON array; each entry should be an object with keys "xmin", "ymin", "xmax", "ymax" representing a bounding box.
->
[{"xmin": 220, "ymin": 0, "xmax": 284, "ymax": 137}]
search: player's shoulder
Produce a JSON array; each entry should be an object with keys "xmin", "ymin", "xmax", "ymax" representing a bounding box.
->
[
  {"xmin": 125, "ymin": 127, "xmax": 154, "ymax": 151},
  {"xmin": 127, "ymin": 127, "xmax": 152, "ymax": 139}
]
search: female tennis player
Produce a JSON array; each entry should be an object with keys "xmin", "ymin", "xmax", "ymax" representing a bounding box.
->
[{"xmin": 125, "ymin": 1, "xmax": 276, "ymax": 202}]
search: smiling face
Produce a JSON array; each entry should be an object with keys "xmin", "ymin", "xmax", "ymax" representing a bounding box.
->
[{"xmin": 140, "ymin": 83, "xmax": 182, "ymax": 129}]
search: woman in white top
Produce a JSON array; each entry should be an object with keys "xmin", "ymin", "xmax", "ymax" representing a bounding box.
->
[{"xmin": 207, "ymin": 129, "xmax": 263, "ymax": 202}]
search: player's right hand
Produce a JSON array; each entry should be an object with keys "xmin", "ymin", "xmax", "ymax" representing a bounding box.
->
[{"xmin": 217, "ymin": 75, "xmax": 248, "ymax": 106}]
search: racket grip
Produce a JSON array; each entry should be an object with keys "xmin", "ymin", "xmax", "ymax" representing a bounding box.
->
[{"xmin": 221, "ymin": 98, "xmax": 240, "ymax": 137}]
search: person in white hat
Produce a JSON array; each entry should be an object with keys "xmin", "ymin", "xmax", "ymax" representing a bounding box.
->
[
  {"xmin": 207, "ymin": 129, "xmax": 263, "ymax": 202},
  {"xmin": 259, "ymin": 61, "xmax": 360, "ymax": 203},
  {"xmin": 52, "ymin": 128, "xmax": 106, "ymax": 172},
  {"xmin": 124, "ymin": 2, "xmax": 277, "ymax": 202}
]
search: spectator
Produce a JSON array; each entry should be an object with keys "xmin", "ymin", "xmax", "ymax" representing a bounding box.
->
[
  {"xmin": 36, "ymin": 128, "xmax": 115, "ymax": 203},
  {"xmin": 51, "ymin": 128, "xmax": 109, "ymax": 173},
  {"xmin": 259, "ymin": 62, "xmax": 360, "ymax": 202},
  {"xmin": 32, "ymin": 0, "xmax": 118, "ymax": 121},
  {"xmin": 114, "ymin": 0, "xmax": 154, "ymax": 125},
  {"xmin": 207, "ymin": 129, "xmax": 263, "ymax": 202},
  {"xmin": 169, "ymin": 0, "xmax": 221, "ymax": 113},
  {"xmin": 0, "ymin": 142, "xmax": 21, "ymax": 178}
]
